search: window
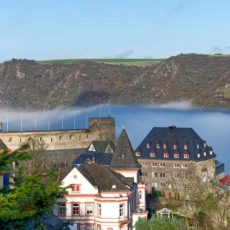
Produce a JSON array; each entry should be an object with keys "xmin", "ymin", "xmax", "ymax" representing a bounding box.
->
[
  {"xmin": 184, "ymin": 153, "xmax": 189, "ymax": 159},
  {"xmin": 152, "ymin": 162, "xmax": 158, "ymax": 167},
  {"xmin": 72, "ymin": 204, "xmax": 80, "ymax": 215},
  {"xmin": 141, "ymin": 162, "xmax": 147, "ymax": 167},
  {"xmin": 174, "ymin": 153, "xmax": 179, "ymax": 158},
  {"xmin": 146, "ymin": 143, "xmax": 150, "ymax": 148},
  {"xmin": 119, "ymin": 204, "xmax": 124, "ymax": 217},
  {"xmin": 203, "ymin": 152, "xmax": 206, "ymax": 157},
  {"xmin": 152, "ymin": 172, "xmax": 157, "ymax": 178},
  {"xmin": 184, "ymin": 144, "xmax": 188, "ymax": 149},
  {"xmin": 197, "ymin": 153, "xmax": 200, "ymax": 158},
  {"xmin": 139, "ymin": 190, "xmax": 142, "ymax": 200},
  {"xmin": 163, "ymin": 152, "xmax": 169, "ymax": 158},
  {"xmin": 71, "ymin": 184, "xmax": 80, "ymax": 192},
  {"xmin": 163, "ymin": 143, "xmax": 167, "ymax": 149},
  {"xmin": 197, "ymin": 144, "xmax": 200, "ymax": 149},
  {"xmin": 150, "ymin": 151, "xmax": 155, "ymax": 158},
  {"xmin": 86, "ymin": 225, "xmax": 93, "ymax": 230},
  {"xmin": 174, "ymin": 163, "xmax": 180, "ymax": 168},
  {"xmin": 160, "ymin": 172, "xmax": 165, "ymax": 178},
  {"xmin": 153, "ymin": 182, "xmax": 158, "ymax": 188},
  {"xmin": 142, "ymin": 172, "xmax": 147, "ymax": 177},
  {"xmin": 173, "ymin": 144, "xmax": 177, "ymax": 150},
  {"xmin": 181, "ymin": 164, "xmax": 187, "ymax": 169},
  {"xmin": 174, "ymin": 173, "xmax": 180, "ymax": 179},
  {"xmin": 204, "ymin": 142, "xmax": 207, "ymax": 147},
  {"xmin": 160, "ymin": 182, "xmax": 166, "ymax": 188},
  {"xmin": 210, "ymin": 150, "xmax": 213, "ymax": 155},
  {"xmin": 97, "ymin": 204, "xmax": 101, "ymax": 216},
  {"xmin": 156, "ymin": 143, "xmax": 160, "ymax": 149},
  {"xmin": 135, "ymin": 151, "xmax": 140, "ymax": 157},
  {"xmin": 159, "ymin": 163, "xmax": 165, "ymax": 168},
  {"xmin": 58, "ymin": 203, "xmax": 66, "ymax": 216},
  {"xmin": 86, "ymin": 204, "xmax": 94, "ymax": 215}
]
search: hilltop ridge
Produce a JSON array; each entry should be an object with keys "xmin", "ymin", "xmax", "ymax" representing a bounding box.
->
[{"xmin": 0, "ymin": 54, "xmax": 229, "ymax": 109}]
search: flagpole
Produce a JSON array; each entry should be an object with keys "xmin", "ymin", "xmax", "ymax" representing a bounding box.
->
[
  {"xmin": 34, "ymin": 119, "xmax": 37, "ymax": 131},
  {"xmin": 6, "ymin": 115, "xmax": 9, "ymax": 132},
  {"xmin": 20, "ymin": 113, "xmax": 23, "ymax": 132},
  {"xmin": 74, "ymin": 112, "xmax": 76, "ymax": 129},
  {"xmin": 61, "ymin": 112, "xmax": 64, "ymax": 130}
]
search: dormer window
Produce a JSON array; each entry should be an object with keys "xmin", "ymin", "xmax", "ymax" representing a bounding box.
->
[
  {"xmin": 183, "ymin": 153, "xmax": 189, "ymax": 159},
  {"xmin": 146, "ymin": 143, "xmax": 150, "ymax": 149},
  {"xmin": 156, "ymin": 142, "xmax": 160, "ymax": 149},
  {"xmin": 150, "ymin": 151, "xmax": 155, "ymax": 158},
  {"xmin": 174, "ymin": 153, "xmax": 179, "ymax": 158},
  {"xmin": 135, "ymin": 151, "xmax": 141, "ymax": 157},
  {"xmin": 173, "ymin": 144, "xmax": 177, "ymax": 150},
  {"xmin": 184, "ymin": 144, "xmax": 188, "ymax": 150},
  {"xmin": 163, "ymin": 143, "xmax": 167, "ymax": 149},
  {"xmin": 204, "ymin": 141, "xmax": 207, "ymax": 147},
  {"xmin": 163, "ymin": 152, "xmax": 169, "ymax": 158}
]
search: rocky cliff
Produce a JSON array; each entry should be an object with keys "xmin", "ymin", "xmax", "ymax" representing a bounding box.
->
[{"xmin": 0, "ymin": 54, "xmax": 229, "ymax": 109}]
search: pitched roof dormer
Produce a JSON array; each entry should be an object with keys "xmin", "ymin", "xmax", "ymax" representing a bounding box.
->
[{"xmin": 111, "ymin": 127, "xmax": 139, "ymax": 170}]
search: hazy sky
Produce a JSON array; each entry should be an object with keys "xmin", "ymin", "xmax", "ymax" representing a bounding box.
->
[{"xmin": 0, "ymin": 0, "xmax": 230, "ymax": 61}]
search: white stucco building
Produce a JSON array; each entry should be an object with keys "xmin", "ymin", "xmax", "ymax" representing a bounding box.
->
[{"xmin": 54, "ymin": 128, "xmax": 147, "ymax": 230}]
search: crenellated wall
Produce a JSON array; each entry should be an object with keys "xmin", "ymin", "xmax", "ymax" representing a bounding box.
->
[{"xmin": 0, "ymin": 117, "xmax": 115, "ymax": 150}]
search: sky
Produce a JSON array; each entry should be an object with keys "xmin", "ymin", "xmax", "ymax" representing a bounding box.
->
[{"xmin": 0, "ymin": 0, "xmax": 230, "ymax": 61}]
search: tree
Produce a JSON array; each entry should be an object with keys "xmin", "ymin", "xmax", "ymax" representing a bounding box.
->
[
  {"xmin": 135, "ymin": 216, "xmax": 186, "ymax": 230},
  {"xmin": 0, "ymin": 144, "xmax": 66, "ymax": 229}
]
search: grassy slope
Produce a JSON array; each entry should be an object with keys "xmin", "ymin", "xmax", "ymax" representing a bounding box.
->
[{"xmin": 39, "ymin": 58, "xmax": 163, "ymax": 67}]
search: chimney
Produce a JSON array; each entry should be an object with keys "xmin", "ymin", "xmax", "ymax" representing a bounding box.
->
[{"xmin": 91, "ymin": 157, "xmax": 96, "ymax": 164}]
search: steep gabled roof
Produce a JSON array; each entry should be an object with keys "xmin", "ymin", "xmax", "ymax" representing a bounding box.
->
[
  {"xmin": 135, "ymin": 126, "xmax": 216, "ymax": 161},
  {"xmin": 77, "ymin": 163, "xmax": 131, "ymax": 191},
  {"xmin": 111, "ymin": 127, "xmax": 140, "ymax": 170}
]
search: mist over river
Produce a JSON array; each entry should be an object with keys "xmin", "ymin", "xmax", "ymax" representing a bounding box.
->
[{"xmin": 0, "ymin": 103, "xmax": 229, "ymax": 173}]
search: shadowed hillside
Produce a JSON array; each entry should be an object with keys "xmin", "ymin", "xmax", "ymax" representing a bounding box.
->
[{"xmin": 0, "ymin": 54, "xmax": 229, "ymax": 109}]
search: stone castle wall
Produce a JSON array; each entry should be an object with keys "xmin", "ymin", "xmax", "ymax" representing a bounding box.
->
[{"xmin": 0, "ymin": 117, "xmax": 115, "ymax": 150}]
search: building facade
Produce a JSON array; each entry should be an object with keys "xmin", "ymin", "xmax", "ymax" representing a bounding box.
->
[
  {"xmin": 134, "ymin": 126, "xmax": 220, "ymax": 196},
  {"xmin": 55, "ymin": 128, "xmax": 147, "ymax": 230}
]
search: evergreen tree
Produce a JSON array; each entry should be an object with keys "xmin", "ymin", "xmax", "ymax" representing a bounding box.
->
[{"xmin": 0, "ymin": 144, "xmax": 66, "ymax": 229}]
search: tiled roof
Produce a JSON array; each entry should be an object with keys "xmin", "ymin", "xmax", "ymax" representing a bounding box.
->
[
  {"xmin": 72, "ymin": 151, "xmax": 112, "ymax": 166},
  {"xmin": 43, "ymin": 148, "xmax": 87, "ymax": 167},
  {"xmin": 135, "ymin": 126, "xmax": 216, "ymax": 161},
  {"xmin": 78, "ymin": 163, "xmax": 131, "ymax": 191},
  {"xmin": 111, "ymin": 127, "xmax": 140, "ymax": 169},
  {"xmin": 219, "ymin": 175, "xmax": 230, "ymax": 185}
]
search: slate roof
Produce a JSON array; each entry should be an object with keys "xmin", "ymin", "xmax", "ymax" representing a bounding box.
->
[
  {"xmin": 72, "ymin": 151, "xmax": 113, "ymax": 166},
  {"xmin": 78, "ymin": 163, "xmax": 132, "ymax": 191},
  {"xmin": 0, "ymin": 139, "xmax": 8, "ymax": 150},
  {"xmin": 111, "ymin": 127, "xmax": 140, "ymax": 169},
  {"xmin": 89, "ymin": 141, "xmax": 115, "ymax": 153},
  {"xmin": 43, "ymin": 148, "xmax": 87, "ymax": 167},
  {"xmin": 135, "ymin": 126, "xmax": 216, "ymax": 161}
]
